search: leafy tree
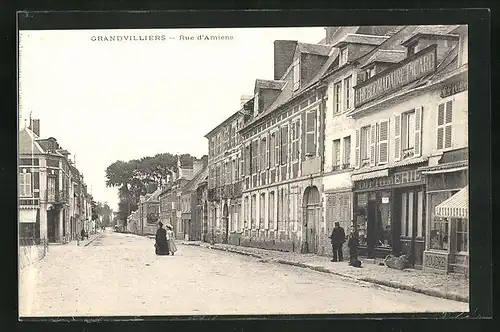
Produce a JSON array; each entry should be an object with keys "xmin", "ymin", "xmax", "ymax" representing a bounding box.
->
[{"xmin": 105, "ymin": 153, "xmax": 194, "ymax": 224}]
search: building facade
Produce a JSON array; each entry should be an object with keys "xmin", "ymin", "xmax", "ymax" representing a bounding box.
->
[
  {"xmin": 348, "ymin": 25, "xmax": 466, "ymax": 269},
  {"xmin": 18, "ymin": 118, "xmax": 92, "ymax": 244}
]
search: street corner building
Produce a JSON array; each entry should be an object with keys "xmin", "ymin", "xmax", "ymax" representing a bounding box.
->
[
  {"xmin": 18, "ymin": 118, "xmax": 94, "ymax": 246},
  {"xmin": 202, "ymin": 24, "xmax": 469, "ymax": 275}
]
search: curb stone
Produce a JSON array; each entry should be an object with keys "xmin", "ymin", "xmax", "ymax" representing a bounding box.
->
[{"xmin": 181, "ymin": 241, "xmax": 468, "ymax": 303}]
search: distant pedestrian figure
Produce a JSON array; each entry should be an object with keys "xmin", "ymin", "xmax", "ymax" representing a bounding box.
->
[
  {"xmin": 348, "ymin": 231, "xmax": 362, "ymax": 268},
  {"xmin": 80, "ymin": 228, "xmax": 86, "ymax": 241},
  {"xmin": 329, "ymin": 222, "xmax": 346, "ymax": 262},
  {"xmin": 155, "ymin": 222, "xmax": 169, "ymax": 255},
  {"xmin": 166, "ymin": 224, "xmax": 177, "ymax": 255}
]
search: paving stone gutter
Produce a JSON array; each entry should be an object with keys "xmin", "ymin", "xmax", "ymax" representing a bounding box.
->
[
  {"xmin": 82, "ymin": 233, "xmax": 103, "ymax": 247},
  {"xmin": 181, "ymin": 241, "xmax": 468, "ymax": 303}
]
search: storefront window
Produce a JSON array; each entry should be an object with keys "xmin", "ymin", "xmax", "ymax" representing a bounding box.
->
[
  {"xmin": 455, "ymin": 218, "xmax": 468, "ymax": 252},
  {"xmin": 376, "ymin": 191, "xmax": 391, "ymax": 248},
  {"xmin": 356, "ymin": 193, "xmax": 368, "ymax": 246},
  {"xmin": 430, "ymin": 217, "xmax": 449, "ymax": 250}
]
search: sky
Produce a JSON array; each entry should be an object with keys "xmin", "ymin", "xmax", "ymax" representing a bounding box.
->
[{"xmin": 19, "ymin": 27, "xmax": 326, "ymax": 211}]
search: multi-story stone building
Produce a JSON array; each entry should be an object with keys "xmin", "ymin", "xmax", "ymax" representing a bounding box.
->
[
  {"xmin": 18, "ymin": 118, "xmax": 91, "ymax": 243},
  {"xmin": 179, "ymin": 163, "xmax": 208, "ymax": 241},
  {"xmin": 205, "ymin": 102, "xmax": 247, "ymax": 244},
  {"xmin": 347, "ymin": 25, "xmax": 465, "ymax": 270}
]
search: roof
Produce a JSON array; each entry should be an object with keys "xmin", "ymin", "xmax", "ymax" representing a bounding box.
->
[
  {"xmin": 144, "ymin": 187, "xmax": 163, "ymax": 203},
  {"xmin": 18, "ymin": 127, "xmax": 45, "ymax": 154},
  {"xmin": 332, "ymin": 33, "xmax": 389, "ymax": 48},
  {"xmin": 255, "ymin": 79, "xmax": 286, "ymax": 91},
  {"xmin": 360, "ymin": 50, "xmax": 406, "ymax": 68},
  {"xmin": 181, "ymin": 166, "xmax": 208, "ymax": 195},
  {"xmin": 204, "ymin": 99, "xmax": 252, "ymax": 138},
  {"xmin": 297, "ymin": 42, "xmax": 332, "ymax": 56},
  {"xmin": 400, "ymin": 25, "xmax": 460, "ymax": 46}
]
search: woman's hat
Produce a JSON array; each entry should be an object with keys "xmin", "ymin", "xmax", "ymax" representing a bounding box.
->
[
  {"xmin": 158, "ymin": 221, "xmax": 163, "ymax": 227},
  {"xmin": 165, "ymin": 223, "xmax": 173, "ymax": 229}
]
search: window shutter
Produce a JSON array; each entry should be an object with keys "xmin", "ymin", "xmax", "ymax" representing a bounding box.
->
[
  {"xmin": 370, "ymin": 124, "xmax": 377, "ymax": 166},
  {"xmin": 437, "ymin": 103, "xmax": 445, "ymax": 150},
  {"xmin": 394, "ymin": 114, "xmax": 402, "ymax": 161},
  {"xmin": 305, "ymin": 111, "xmax": 316, "ymax": 156},
  {"xmin": 355, "ymin": 129, "xmax": 360, "ymax": 169},
  {"xmin": 378, "ymin": 119, "xmax": 389, "ymax": 164},
  {"xmin": 414, "ymin": 106, "xmax": 423, "ymax": 157},
  {"xmin": 445, "ymin": 101, "xmax": 453, "ymax": 148}
]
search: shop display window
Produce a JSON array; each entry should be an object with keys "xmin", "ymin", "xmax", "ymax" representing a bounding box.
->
[
  {"xmin": 455, "ymin": 218, "xmax": 468, "ymax": 252},
  {"xmin": 376, "ymin": 191, "xmax": 391, "ymax": 248},
  {"xmin": 430, "ymin": 217, "xmax": 449, "ymax": 250}
]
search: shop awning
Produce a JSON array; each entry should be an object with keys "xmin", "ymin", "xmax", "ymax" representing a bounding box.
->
[
  {"xmin": 422, "ymin": 166, "xmax": 468, "ymax": 175},
  {"xmin": 435, "ymin": 186, "xmax": 468, "ymax": 219},
  {"xmin": 19, "ymin": 209, "xmax": 37, "ymax": 223},
  {"xmin": 351, "ymin": 169, "xmax": 389, "ymax": 182}
]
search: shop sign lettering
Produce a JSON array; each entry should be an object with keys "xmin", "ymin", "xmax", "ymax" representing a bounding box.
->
[
  {"xmin": 440, "ymin": 78, "xmax": 468, "ymax": 98},
  {"xmin": 355, "ymin": 46, "xmax": 437, "ymax": 107},
  {"xmin": 354, "ymin": 170, "xmax": 422, "ymax": 190}
]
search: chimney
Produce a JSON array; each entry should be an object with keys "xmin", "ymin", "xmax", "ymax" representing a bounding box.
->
[
  {"xmin": 274, "ymin": 40, "xmax": 298, "ymax": 80},
  {"xmin": 29, "ymin": 118, "xmax": 40, "ymax": 136},
  {"xmin": 325, "ymin": 27, "xmax": 341, "ymax": 44},
  {"xmin": 240, "ymin": 95, "xmax": 253, "ymax": 108}
]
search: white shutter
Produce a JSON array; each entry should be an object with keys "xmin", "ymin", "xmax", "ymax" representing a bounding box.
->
[
  {"xmin": 355, "ymin": 129, "xmax": 360, "ymax": 169},
  {"xmin": 369, "ymin": 124, "xmax": 377, "ymax": 166},
  {"xmin": 378, "ymin": 119, "xmax": 389, "ymax": 165},
  {"xmin": 414, "ymin": 106, "xmax": 423, "ymax": 157},
  {"xmin": 444, "ymin": 101, "xmax": 453, "ymax": 148},
  {"xmin": 437, "ymin": 103, "xmax": 445, "ymax": 150},
  {"xmin": 394, "ymin": 114, "xmax": 402, "ymax": 161}
]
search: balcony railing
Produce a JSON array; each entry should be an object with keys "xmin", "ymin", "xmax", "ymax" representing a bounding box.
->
[{"xmin": 46, "ymin": 190, "xmax": 69, "ymax": 204}]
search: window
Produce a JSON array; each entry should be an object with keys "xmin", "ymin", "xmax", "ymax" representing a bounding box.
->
[
  {"xmin": 343, "ymin": 76, "xmax": 352, "ymax": 110},
  {"xmin": 456, "ymin": 218, "xmax": 468, "ymax": 252},
  {"xmin": 233, "ymin": 159, "xmax": 237, "ymax": 182},
  {"xmin": 292, "ymin": 58, "xmax": 300, "ymax": 91},
  {"xmin": 244, "ymin": 196, "xmax": 250, "ymax": 229},
  {"xmin": 277, "ymin": 190, "xmax": 282, "ymax": 230},
  {"xmin": 274, "ymin": 131, "xmax": 280, "ymax": 166},
  {"xmin": 402, "ymin": 110, "xmax": 416, "ymax": 158},
  {"xmin": 360, "ymin": 126, "xmax": 370, "ymax": 166},
  {"xmin": 437, "ymin": 101, "xmax": 453, "ymax": 150},
  {"xmin": 260, "ymin": 137, "xmax": 267, "ymax": 171},
  {"xmin": 407, "ymin": 43, "xmax": 416, "ymax": 56},
  {"xmin": 340, "ymin": 47, "xmax": 348, "ymax": 65},
  {"xmin": 19, "ymin": 171, "xmax": 32, "ymax": 197},
  {"xmin": 377, "ymin": 120, "xmax": 389, "ymax": 164},
  {"xmin": 260, "ymin": 193, "xmax": 266, "ymax": 229},
  {"xmin": 343, "ymin": 136, "xmax": 351, "ymax": 168},
  {"xmin": 334, "ymin": 82, "xmax": 342, "ymax": 113},
  {"xmin": 251, "ymin": 195, "xmax": 256, "ymax": 229},
  {"xmin": 430, "ymin": 218, "xmax": 449, "ymax": 250},
  {"xmin": 305, "ymin": 110, "xmax": 317, "ymax": 156},
  {"xmin": 47, "ymin": 176, "xmax": 56, "ymax": 201},
  {"xmin": 332, "ymin": 139, "xmax": 341, "ymax": 170},
  {"xmin": 416, "ymin": 191, "xmax": 424, "ymax": 238},
  {"xmin": 280, "ymin": 125, "xmax": 289, "ymax": 164},
  {"xmin": 252, "ymin": 141, "xmax": 259, "ymax": 174},
  {"xmin": 291, "ymin": 121, "xmax": 300, "ymax": 161},
  {"xmin": 366, "ymin": 67, "xmax": 375, "ymax": 79},
  {"xmin": 400, "ymin": 192, "xmax": 414, "ymax": 237},
  {"xmin": 268, "ymin": 191, "xmax": 275, "ymax": 230},
  {"xmin": 269, "ymin": 133, "xmax": 276, "ymax": 166}
]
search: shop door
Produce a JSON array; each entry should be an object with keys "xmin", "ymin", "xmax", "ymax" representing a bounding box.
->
[
  {"xmin": 304, "ymin": 186, "xmax": 320, "ymax": 254},
  {"xmin": 47, "ymin": 210, "xmax": 56, "ymax": 242},
  {"xmin": 399, "ymin": 188, "xmax": 425, "ymax": 267}
]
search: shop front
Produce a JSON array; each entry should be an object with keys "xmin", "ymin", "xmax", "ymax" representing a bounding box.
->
[
  {"xmin": 420, "ymin": 151, "xmax": 468, "ymax": 275},
  {"xmin": 352, "ymin": 164, "xmax": 427, "ymax": 268}
]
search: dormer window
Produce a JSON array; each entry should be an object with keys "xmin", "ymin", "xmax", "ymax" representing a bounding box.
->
[
  {"xmin": 340, "ymin": 47, "xmax": 348, "ymax": 66},
  {"xmin": 292, "ymin": 58, "xmax": 300, "ymax": 91},
  {"xmin": 407, "ymin": 42, "xmax": 416, "ymax": 56},
  {"xmin": 366, "ymin": 66, "xmax": 376, "ymax": 79}
]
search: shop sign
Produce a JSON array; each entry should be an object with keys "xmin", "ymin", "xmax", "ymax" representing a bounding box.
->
[
  {"xmin": 354, "ymin": 169, "xmax": 422, "ymax": 191},
  {"xmin": 354, "ymin": 46, "xmax": 437, "ymax": 107},
  {"xmin": 382, "ymin": 197, "xmax": 390, "ymax": 204},
  {"xmin": 440, "ymin": 78, "xmax": 468, "ymax": 98}
]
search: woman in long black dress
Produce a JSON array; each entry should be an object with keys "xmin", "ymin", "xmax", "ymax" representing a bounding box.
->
[{"xmin": 155, "ymin": 222, "xmax": 169, "ymax": 255}]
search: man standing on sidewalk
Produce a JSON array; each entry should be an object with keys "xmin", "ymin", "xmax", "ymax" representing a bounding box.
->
[{"xmin": 329, "ymin": 222, "xmax": 346, "ymax": 262}]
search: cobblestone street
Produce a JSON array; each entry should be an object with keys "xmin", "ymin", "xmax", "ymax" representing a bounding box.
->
[{"xmin": 19, "ymin": 230, "xmax": 468, "ymax": 317}]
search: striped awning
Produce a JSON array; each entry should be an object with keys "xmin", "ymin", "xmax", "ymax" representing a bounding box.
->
[{"xmin": 435, "ymin": 186, "xmax": 468, "ymax": 219}]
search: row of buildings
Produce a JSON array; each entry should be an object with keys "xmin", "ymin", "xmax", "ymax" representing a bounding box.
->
[
  {"xmin": 200, "ymin": 25, "xmax": 469, "ymax": 275},
  {"xmin": 126, "ymin": 156, "xmax": 208, "ymax": 242},
  {"xmin": 18, "ymin": 118, "xmax": 95, "ymax": 244}
]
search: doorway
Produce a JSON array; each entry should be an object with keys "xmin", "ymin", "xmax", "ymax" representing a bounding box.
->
[
  {"xmin": 303, "ymin": 186, "xmax": 320, "ymax": 254},
  {"xmin": 203, "ymin": 202, "xmax": 208, "ymax": 242},
  {"xmin": 47, "ymin": 208, "xmax": 58, "ymax": 243},
  {"xmin": 366, "ymin": 200, "xmax": 377, "ymax": 258}
]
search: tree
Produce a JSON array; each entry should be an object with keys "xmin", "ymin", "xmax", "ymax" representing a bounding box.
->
[{"xmin": 105, "ymin": 153, "xmax": 195, "ymax": 224}]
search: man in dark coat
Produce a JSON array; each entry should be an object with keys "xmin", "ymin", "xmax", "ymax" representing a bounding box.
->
[
  {"xmin": 155, "ymin": 222, "xmax": 169, "ymax": 255},
  {"xmin": 329, "ymin": 221, "xmax": 346, "ymax": 262}
]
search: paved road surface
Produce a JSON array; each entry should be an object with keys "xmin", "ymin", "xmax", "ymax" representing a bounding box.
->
[{"xmin": 19, "ymin": 230, "xmax": 468, "ymax": 316}]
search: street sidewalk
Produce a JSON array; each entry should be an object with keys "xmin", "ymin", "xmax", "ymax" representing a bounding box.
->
[{"xmin": 180, "ymin": 240, "xmax": 469, "ymax": 303}]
